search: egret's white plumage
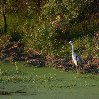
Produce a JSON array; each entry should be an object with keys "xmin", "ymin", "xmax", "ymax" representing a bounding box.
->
[{"xmin": 69, "ymin": 41, "xmax": 83, "ymax": 72}]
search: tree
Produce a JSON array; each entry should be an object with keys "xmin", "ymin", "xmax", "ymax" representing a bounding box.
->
[{"xmin": 1, "ymin": 0, "xmax": 7, "ymax": 33}]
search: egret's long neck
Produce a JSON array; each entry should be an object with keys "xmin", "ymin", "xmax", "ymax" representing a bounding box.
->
[{"xmin": 71, "ymin": 44, "xmax": 74, "ymax": 54}]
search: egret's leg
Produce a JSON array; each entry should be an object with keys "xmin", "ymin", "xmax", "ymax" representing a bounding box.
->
[{"xmin": 76, "ymin": 65, "xmax": 79, "ymax": 73}]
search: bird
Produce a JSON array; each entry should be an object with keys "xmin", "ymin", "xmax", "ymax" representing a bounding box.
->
[{"xmin": 69, "ymin": 41, "xmax": 83, "ymax": 73}]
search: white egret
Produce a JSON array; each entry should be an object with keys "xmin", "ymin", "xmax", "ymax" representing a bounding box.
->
[{"xmin": 69, "ymin": 41, "xmax": 83, "ymax": 72}]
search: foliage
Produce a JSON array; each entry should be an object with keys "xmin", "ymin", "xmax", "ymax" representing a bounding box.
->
[{"xmin": 0, "ymin": 0, "xmax": 99, "ymax": 58}]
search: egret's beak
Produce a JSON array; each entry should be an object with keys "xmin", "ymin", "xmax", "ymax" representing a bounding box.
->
[{"xmin": 64, "ymin": 41, "xmax": 68, "ymax": 45}]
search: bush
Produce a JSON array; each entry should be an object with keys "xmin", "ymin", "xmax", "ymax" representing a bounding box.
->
[{"xmin": 0, "ymin": 0, "xmax": 98, "ymax": 60}]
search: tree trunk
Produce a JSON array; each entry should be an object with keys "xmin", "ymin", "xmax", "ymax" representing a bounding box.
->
[{"xmin": 1, "ymin": 0, "xmax": 7, "ymax": 33}]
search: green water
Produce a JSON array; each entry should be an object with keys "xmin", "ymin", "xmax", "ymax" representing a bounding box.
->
[{"xmin": 0, "ymin": 61, "xmax": 99, "ymax": 99}]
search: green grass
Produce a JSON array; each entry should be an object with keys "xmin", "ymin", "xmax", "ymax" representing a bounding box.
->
[{"xmin": 0, "ymin": 61, "xmax": 99, "ymax": 99}]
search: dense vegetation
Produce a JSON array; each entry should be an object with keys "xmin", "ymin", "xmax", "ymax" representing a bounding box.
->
[{"xmin": 0, "ymin": 0, "xmax": 99, "ymax": 59}]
